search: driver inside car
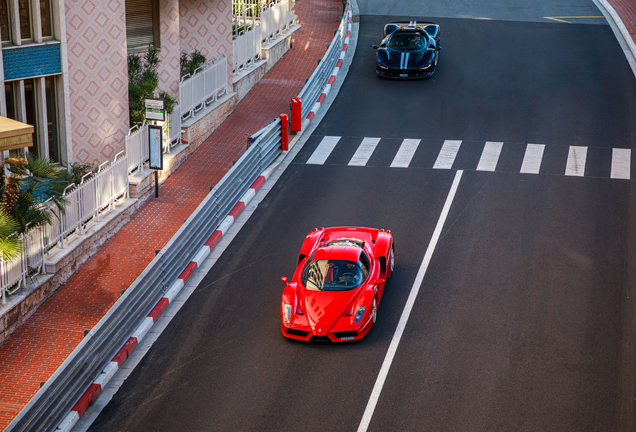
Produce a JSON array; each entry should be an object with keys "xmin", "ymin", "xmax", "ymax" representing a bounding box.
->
[{"xmin": 338, "ymin": 262, "xmax": 361, "ymax": 285}]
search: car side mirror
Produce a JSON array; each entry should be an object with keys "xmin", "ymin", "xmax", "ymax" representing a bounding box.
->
[
  {"xmin": 372, "ymin": 44, "xmax": 379, "ymax": 50},
  {"xmin": 281, "ymin": 276, "xmax": 288, "ymax": 284},
  {"xmin": 436, "ymin": 46, "xmax": 442, "ymax": 50}
]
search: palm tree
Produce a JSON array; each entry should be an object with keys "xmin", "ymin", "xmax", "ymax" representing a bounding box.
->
[
  {"xmin": 0, "ymin": 207, "xmax": 21, "ymax": 261},
  {"xmin": 1, "ymin": 153, "xmax": 67, "ymax": 235}
]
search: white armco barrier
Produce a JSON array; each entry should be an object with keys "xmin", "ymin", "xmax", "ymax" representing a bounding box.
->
[{"xmin": 233, "ymin": 25, "xmax": 263, "ymax": 72}]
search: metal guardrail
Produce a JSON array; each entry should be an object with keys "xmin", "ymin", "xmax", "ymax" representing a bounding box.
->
[
  {"xmin": 297, "ymin": 2, "xmax": 349, "ymax": 120},
  {"xmin": 7, "ymin": 117, "xmax": 283, "ymax": 432}
]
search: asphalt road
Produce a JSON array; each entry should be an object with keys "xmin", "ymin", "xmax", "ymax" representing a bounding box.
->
[{"xmin": 88, "ymin": 1, "xmax": 636, "ymax": 431}]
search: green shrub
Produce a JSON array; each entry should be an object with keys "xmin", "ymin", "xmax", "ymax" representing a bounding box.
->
[
  {"xmin": 63, "ymin": 162, "xmax": 99, "ymax": 185},
  {"xmin": 128, "ymin": 47, "xmax": 161, "ymax": 127},
  {"xmin": 180, "ymin": 50, "xmax": 207, "ymax": 78}
]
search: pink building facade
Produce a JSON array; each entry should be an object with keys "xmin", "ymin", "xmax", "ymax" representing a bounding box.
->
[{"xmin": 0, "ymin": 0, "xmax": 233, "ymax": 165}]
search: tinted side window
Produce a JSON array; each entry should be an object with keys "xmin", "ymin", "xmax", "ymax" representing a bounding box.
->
[{"xmin": 359, "ymin": 253, "xmax": 370, "ymax": 280}]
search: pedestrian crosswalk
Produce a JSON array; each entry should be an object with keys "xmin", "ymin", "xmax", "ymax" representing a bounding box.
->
[{"xmin": 298, "ymin": 135, "xmax": 634, "ymax": 180}]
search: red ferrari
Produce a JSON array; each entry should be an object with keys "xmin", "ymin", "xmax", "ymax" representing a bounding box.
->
[{"xmin": 280, "ymin": 226, "xmax": 394, "ymax": 342}]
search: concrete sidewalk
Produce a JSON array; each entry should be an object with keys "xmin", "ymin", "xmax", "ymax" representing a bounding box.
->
[{"xmin": 0, "ymin": 0, "xmax": 343, "ymax": 428}]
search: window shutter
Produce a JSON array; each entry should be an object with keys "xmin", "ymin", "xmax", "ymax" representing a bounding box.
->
[{"xmin": 126, "ymin": 0, "xmax": 154, "ymax": 52}]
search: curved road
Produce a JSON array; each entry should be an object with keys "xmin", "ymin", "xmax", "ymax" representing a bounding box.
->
[{"xmin": 87, "ymin": 0, "xmax": 636, "ymax": 430}]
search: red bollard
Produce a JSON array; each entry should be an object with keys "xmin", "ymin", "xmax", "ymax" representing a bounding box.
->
[
  {"xmin": 280, "ymin": 113, "xmax": 289, "ymax": 151},
  {"xmin": 291, "ymin": 97, "xmax": 302, "ymax": 132}
]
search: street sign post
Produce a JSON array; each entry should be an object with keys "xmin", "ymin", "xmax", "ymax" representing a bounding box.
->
[
  {"xmin": 145, "ymin": 98, "xmax": 165, "ymax": 122},
  {"xmin": 148, "ymin": 125, "xmax": 163, "ymax": 198}
]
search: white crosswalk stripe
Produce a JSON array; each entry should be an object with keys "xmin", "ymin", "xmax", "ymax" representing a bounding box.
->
[
  {"xmin": 348, "ymin": 137, "xmax": 381, "ymax": 166},
  {"xmin": 307, "ymin": 136, "xmax": 340, "ymax": 165},
  {"xmin": 390, "ymin": 139, "xmax": 420, "ymax": 168},
  {"xmin": 565, "ymin": 146, "xmax": 588, "ymax": 177},
  {"xmin": 611, "ymin": 148, "xmax": 631, "ymax": 179},
  {"xmin": 476, "ymin": 142, "xmax": 503, "ymax": 172},
  {"xmin": 433, "ymin": 140, "xmax": 461, "ymax": 169},
  {"xmin": 520, "ymin": 144, "xmax": 545, "ymax": 174},
  {"xmin": 304, "ymin": 136, "xmax": 633, "ymax": 180}
]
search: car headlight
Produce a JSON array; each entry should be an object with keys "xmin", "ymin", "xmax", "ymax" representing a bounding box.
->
[
  {"xmin": 354, "ymin": 306, "xmax": 366, "ymax": 324},
  {"xmin": 376, "ymin": 58, "xmax": 389, "ymax": 69},
  {"xmin": 283, "ymin": 304, "xmax": 292, "ymax": 323},
  {"xmin": 419, "ymin": 63, "xmax": 432, "ymax": 70}
]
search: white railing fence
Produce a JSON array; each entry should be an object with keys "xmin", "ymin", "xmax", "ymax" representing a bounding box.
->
[
  {"xmin": 179, "ymin": 55, "xmax": 228, "ymax": 120},
  {"xmin": 167, "ymin": 104, "xmax": 182, "ymax": 152},
  {"xmin": 233, "ymin": 1, "xmax": 259, "ymax": 39},
  {"xmin": 261, "ymin": 0, "xmax": 297, "ymax": 43},
  {"xmin": 233, "ymin": 24, "xmax": 263, "ymax": 72},
  {"xmin": 1, "ymin": 153, "xmax": 130, "ymax": 304},
  {"xmin": 231, "ymin": 0, "xmax": 296, "ymax": 73},
  {"xmin": 125, "ymin": 122, "xmax": 149, "ymax": 175}
]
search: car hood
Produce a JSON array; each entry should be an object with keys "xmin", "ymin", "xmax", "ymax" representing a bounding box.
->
[
  {"xmin": 377, "ymin": 48, "xmax": 434, "ymax": 69},
  {"xmin": 300, "ymin": 288, "xmax": 360, "ymax": 333}
]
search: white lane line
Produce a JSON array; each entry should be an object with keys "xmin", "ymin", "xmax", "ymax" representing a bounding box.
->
[
  {"xmin": 565, "ymin": 146, "xmax": 588, "ymax": 177},
  {"xmin": 349, "ymin": 137, "xmax": 381, "ymax": 166},
  {"xmin": 519, "ymin": 144, "xmax": 545, "ymax": 174},
  {"xmin": 476, "ymin": 141, "xmax": 503, "ymax": 172},
  {"xmin": 306, "ymin": 136, "xmax": 341, "ymax": 165},
  {"xmin": 433, "ymin": 140, "xmax": 462, "ymax": 169},
  {"xmin": 390, "ymin": 139, "xmax": 421, "ymax": 168},
  {"xmin": 357, "ymin": 170, "xmax": 464, "ymax": 432},
  {"xmin": 611, "ymin": 148, "xmax": 631, "ymax": 179}
]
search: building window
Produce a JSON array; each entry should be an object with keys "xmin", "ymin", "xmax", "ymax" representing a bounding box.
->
[
  {"xmin": 40, "ymin": 0, "xmax": 52, "ymax": 38},
  {"xmin": 45, "ymin": 76, "xmax": 58, "ymax": 162},
  {"xmin": 23, "ymin": 79, "xmax": 38, "ymax": 158},
  {"xmin": 18, "ymin": 0, "xmax": 32, "ymax": 41},
  {"xmin": 4, "ymin": 82, "xmax": 15, "ymax": 120},
  {"xmin": 125, "ymin": 0, "xmax": 160, "ymax": 53},
  {"xmin": 0, "ymin": 0, "xmax": 11, "ymax": 43}
]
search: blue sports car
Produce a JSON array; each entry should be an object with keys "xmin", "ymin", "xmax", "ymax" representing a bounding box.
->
[{"xmin": 373, "ymin": 21, "xmax": 441, "ymax": 79}]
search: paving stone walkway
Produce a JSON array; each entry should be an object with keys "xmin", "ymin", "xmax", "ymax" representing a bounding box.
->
[
  {"xmin": 0, "ymin": 0, "xmax": 342, "ymax": 428},
  {"xmin": 606, "ymin": 0, "xmax": 636, "ymax": 48}
]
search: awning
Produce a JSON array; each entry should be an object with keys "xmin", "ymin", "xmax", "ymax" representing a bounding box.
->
[{"xmin": 0, "ymin": 116, "xmax": 33, "ymax": 151}]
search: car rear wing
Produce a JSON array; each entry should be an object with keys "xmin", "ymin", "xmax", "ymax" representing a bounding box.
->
[{"xmin": 384, "ymin": 21, "xmax": 440, "ymax": 39}]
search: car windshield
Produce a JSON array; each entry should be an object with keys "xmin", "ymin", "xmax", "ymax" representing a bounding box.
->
[
  {"xmin": 302, "ymin": 259, "xmax": 369, "ymax": 291},
  {"xmin": 389, "ymin": 32, "xmax": 424, "ymax": 51}
]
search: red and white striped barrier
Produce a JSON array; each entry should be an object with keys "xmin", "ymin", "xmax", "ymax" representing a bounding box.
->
[
  {"xmin": 302, "ymin": 4, "xmax": 353, "ymax": 130},
  {"xmin": 55, "ymin": 165, "xmax": 277, "ymax": 432}
]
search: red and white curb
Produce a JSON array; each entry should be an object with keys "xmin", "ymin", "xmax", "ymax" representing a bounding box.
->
[
  {"xmin": 55, "ymin": 165, "xmax": 277, "ymax": 432},
  {"xmin": 302, "ymin": 4, "xmax": 353, "ymax": 130}
]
